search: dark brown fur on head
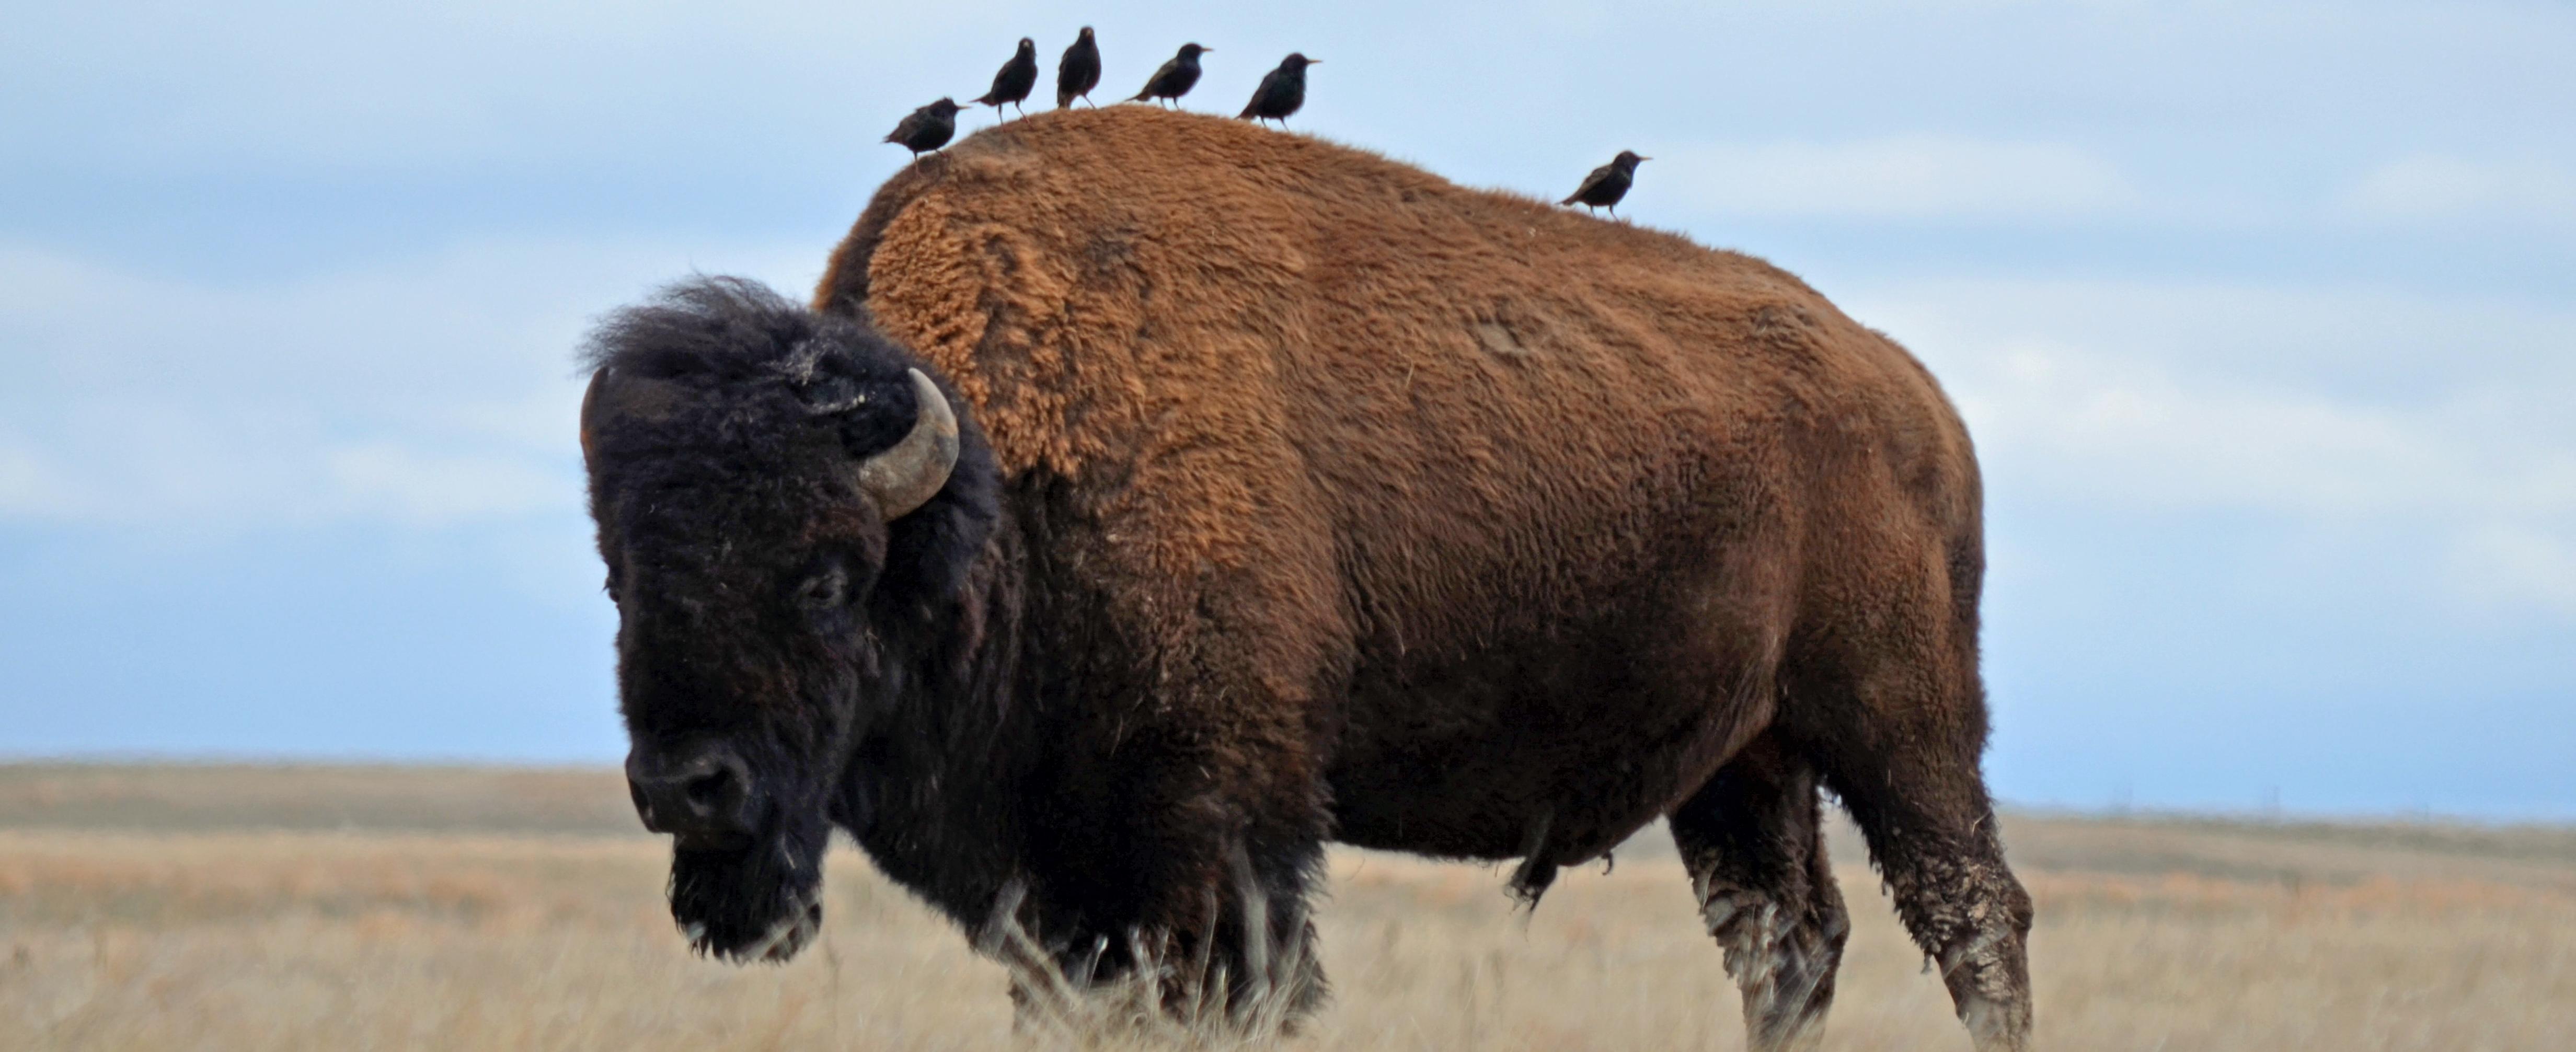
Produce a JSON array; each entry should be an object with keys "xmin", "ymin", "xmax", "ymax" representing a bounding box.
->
[{"xmin": 579, "ymin": 278, "xmax": 999, "ymax": 962}]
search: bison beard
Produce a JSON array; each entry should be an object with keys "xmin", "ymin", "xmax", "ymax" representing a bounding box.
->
[{"xmin": 666, "ymin": 780, "xmax": 830, "ymax": 963}]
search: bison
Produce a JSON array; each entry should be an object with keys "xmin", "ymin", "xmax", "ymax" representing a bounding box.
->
[{"xmin": 579, "ymin": 106, "xmax": 2033, "ymax": 1050}]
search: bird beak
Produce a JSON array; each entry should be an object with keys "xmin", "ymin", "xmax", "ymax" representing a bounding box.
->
[{"xmin": 1307, "ymin": 59, "xmax": 1322, "ymax": 63}]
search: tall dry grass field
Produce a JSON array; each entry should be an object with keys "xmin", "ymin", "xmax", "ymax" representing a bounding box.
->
[{"xmin": 3, "ymin": 765, "xmax": 2572, "ymax": 1050}]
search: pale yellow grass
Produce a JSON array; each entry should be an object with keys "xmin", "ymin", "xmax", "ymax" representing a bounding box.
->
[{"xmin": 2, "ymin": 767, "xmax": 2572, "ymax": 1050}]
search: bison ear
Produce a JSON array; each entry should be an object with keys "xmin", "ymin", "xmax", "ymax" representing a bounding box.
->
[{"xmin": 579, "ymin": 366, "xmax": 685, "ymax": 468}]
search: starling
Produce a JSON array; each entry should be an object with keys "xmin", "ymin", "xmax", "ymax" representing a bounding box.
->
[
  {"xmin": 1238, "ymin": 53, "xmax": 1319, "ymax": 126},
  {"xmin": 1056, "ymin": 26, "xmax": 1101, "ymax": 108},
  {"xmin": 1130, "ymin": 43, "xmax": 1210, "ymax": 107},
  {"xmin": 975, "ymin": 38, "xmax": 1040, "ymax": 120},
  {"xmin": 884, "ymin": 98, "xmax": 965, "ymax": 166},
  {"xmin": 1560, "ymin": 151, "xmax": 1649, "ymax": 217}
]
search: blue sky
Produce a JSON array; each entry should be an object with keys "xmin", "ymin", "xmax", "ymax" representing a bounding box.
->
[{"xmin": 3, "ymin": 2, "xmax": 2570, "ymax": 818}]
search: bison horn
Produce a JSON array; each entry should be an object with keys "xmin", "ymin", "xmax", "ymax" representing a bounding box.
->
[
  {"xmin": 579, "ymin": 368, "xmax": 604, "ymax": 465},
  {"xmin": 854, "ymin": 368, "xmax": 959, "ymax": 521},
  {"xmin": 579, "ymin": 366, "xmax": 685, "ymax": 467}
]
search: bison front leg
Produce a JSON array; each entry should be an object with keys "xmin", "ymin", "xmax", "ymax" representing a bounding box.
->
[
  {"xmin": 1024, "ymin": 525, "xmax": 1346, "ymax": 1032},
  {"xmin": 1669, "ymin": 735, "xmax": 1850, "ymax": 1052},
  {"xmin": 1191, "ymin": 839, "xmax": 1329, "ymax": 1030},
  {"xmin": 1016, "ymin": 752, "xmax": 1332, "ymax": 1034},
  {"xmin": 987, "ymin": 848, "xmax": 1325, "ymax": 1037}
]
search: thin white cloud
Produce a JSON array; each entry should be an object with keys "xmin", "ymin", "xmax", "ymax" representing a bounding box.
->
[
  {"xmin": 2448, "ymin": 524, "xmax": 2576, "ymax": 615},
  {"xmin": 2337, "ymin": 155, "xmax": 2576, "ymax": 228},
  {"xmin": 0, "ymin": 444, "xmax": 70, "ymax": 516},
  {"xmin": 327, "ymin": 444, "xmax": 567, "ymax": 527},
  {"xmin": 0, "ymin": 399, "xmax": 422, "ymax": 527},
  {"xmin": 1948, "ymin": 339, "xmax": 2576, "ymax": 520},
  {"xmin": 1851, "ymin": 278, "xmax": 2576, "ymax": 616},
  {"xmin": 1653, "ymin": 135, "xmax": 2144, "ymax": 221},
  {"xmin": 0, "ymin": 238, "xmax": 817, "ymax": 530}
]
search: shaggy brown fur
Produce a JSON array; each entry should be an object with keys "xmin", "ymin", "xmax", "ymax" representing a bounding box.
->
[{"xmin": 592, "ymin": 105, "xmax": 2029, "ymax": 1050}]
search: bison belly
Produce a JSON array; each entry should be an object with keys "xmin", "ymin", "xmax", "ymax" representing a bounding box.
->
[{"xmin": 1321, "ymin": 515, "xmax": 1796, "ymax": 864}]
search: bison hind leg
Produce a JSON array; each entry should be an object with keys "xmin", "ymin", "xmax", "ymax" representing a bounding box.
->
[
  {"xmin": 1669, "ymin": 735, "xmax": 1850, "ymax": 1052},
  {"xmin": 1790, "ymin": 662, "xmax": 2035, "ymax": 1050},
  {"xmin": 1825, "ymin": 758, "xmax": 2033, "ymax": 1052}
]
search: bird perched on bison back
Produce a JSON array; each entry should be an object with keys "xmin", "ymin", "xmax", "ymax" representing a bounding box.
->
[
  {"xmin": 1561, "ymin": 150, "xmax": 1649, "ymax": 217},
  {"xmin": 976, "ymin": 38, "xmax": 1040, "ymax": 119},
  {"xmin": 883, "ymin": 99, "xmax": 963, "ymax": 166},
  {"xmin": 1239, "ymin": 53, "xmax": 1318, "ymax": 126},
  {"xmin": 1131, "ymin": 42, "xmax": 1210, "ymax": 107},
  {"xmin": 1057, "ymin": 27, "xmax": 1101, "ymax": 108}
]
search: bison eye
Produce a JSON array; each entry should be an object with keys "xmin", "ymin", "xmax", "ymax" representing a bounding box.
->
[{"xmin": 794, "ymin": 563, "xmax": 849, "ymax": 611}]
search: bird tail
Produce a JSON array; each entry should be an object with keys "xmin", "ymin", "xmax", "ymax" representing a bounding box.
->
[
  {"xmin": 973, "ymin": 93, "xmax": 999, "ymax": 106},
  {"xmin": 1058, "ymin": 89, "xmax": 1074, "ymax": 108},
  {"xmin": 1238, "ymin": 106, "xmax": 1258, "ymax": 119},
  {"xmin": 1557, "ymin": 194, "xmax": 1578, "ymax": 205}
]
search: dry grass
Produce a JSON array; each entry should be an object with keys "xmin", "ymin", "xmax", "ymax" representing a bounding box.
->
[{"xmin": 3, "ymin": 766, "xmax": 2573, "ymax": 1050}]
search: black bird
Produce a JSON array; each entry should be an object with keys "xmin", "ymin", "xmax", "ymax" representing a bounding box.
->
[
  {"xmin": 1560, "ymin": 151, "xmax": 1649, "ymax": 217},
  {"xmin": 884, "ymin": 98, "xmax": 965, "ymax": 166},
  {"xmin": 1056, "ymin": 26, "xmax": 1101, "ymax": 108},
  {"xmin": 1131, "ymin": 43, "xmax": 1211, "ymax": 107},
  {"xmin": 975, "ymin": 38, "xmax": 1040, "ymax": 120},
  {"xmin": 1238, "ymin": 53, "xmax": 1319, "ymax": 126}
]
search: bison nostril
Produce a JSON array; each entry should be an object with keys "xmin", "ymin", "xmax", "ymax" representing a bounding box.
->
[
  {"xmin": 683, "ymin": 766, "xmax": 739, "ymax": 815},
  {"xmin": 627, "ymin": 746, "xmax": 755, "ymax": 843}
]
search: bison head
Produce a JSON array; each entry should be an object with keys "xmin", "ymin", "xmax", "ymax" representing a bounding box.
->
[{"xmin": 577, "ymin": 278, "xmax": 997, "ymax": 962}]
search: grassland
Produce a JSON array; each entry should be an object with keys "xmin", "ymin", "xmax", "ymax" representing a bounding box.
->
[{"xmin": 3, "ymin": 764, "xmax": 2572, "ymax": 1050}]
